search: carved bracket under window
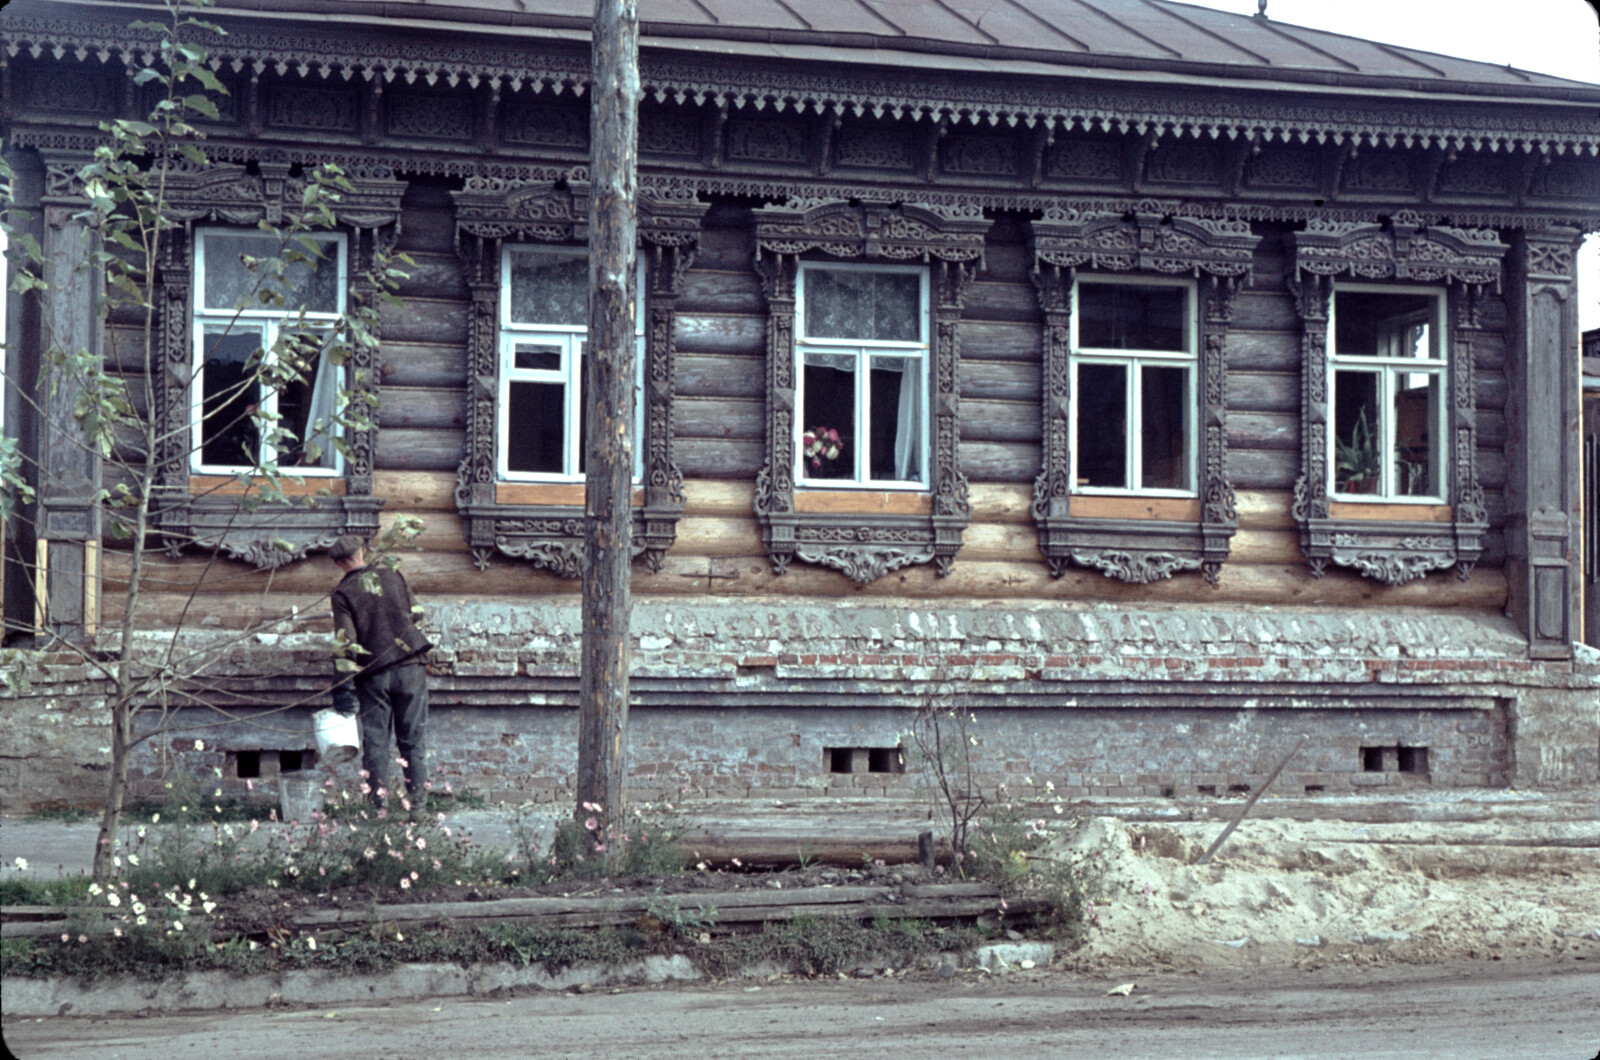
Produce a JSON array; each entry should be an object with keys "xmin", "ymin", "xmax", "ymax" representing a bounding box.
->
[
  {"xmin": 148, "ymin": 154, "xmax": 405, "ymax": 568},
  {"xmin": 751, "ymin": 199, "xmax": 987, "ymax": 582},
  {"xmin": 1026, "ymin": 209, "xmax": 1258, "ymax": 585},
  {"xmin": 450, "ymin": 178, "xmax": 707, "ymax": 572},
  {"xmin": 1288, "ymin": 218, "xmax": 1506, "ymax": 584}
]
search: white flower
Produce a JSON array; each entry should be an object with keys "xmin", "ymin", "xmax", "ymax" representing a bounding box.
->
[
  {"xmin": 306, "ymin": 937, "xmax": 317, "ymax": 950},
  {"xmin": 136, "ymin": 914, "xmax": 148, "ymax": 925},
  {"xmin": 194, "ymin": 740, "xmax": 205, "ymax": 751},
  {"xmin": 132, "ymin": 901, "xmax": 147, "ymax": 915},
  {"xmin": 88, "ymin": 883, "xmax": 103, "ymax": 896},
  {"xmin": 107, "ymin": 893, "xmax": 121, "ymax": 907},
  {"xmin": 172, "ymin": 920, "xmax": 184, "ymax": 931},
  {"xmin": 151, "ymin": 813, "xmax": 160, "ymax": 823},
  {"xmin": 127, "ymin": 854, "xmax": 139, "ymax": 866},
  {"xmin": 188, "ymin": 878, "xmax": 197, "ymax": 890},
  {"xmin": 11, "ymin": 857, "xmax": 27, "ymax": 872},
  {"xmin": 203, "ymin": 901, "xmax": 217, "ymax": 915}
]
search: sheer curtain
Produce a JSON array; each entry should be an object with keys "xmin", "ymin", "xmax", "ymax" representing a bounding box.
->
[
  {"xmin": 301, "ymin": 346, "xmax": 339, "ymax": 469},
  {"xmin": 893, "ymin": 360, "xmax": 920, "ymax": 482}
]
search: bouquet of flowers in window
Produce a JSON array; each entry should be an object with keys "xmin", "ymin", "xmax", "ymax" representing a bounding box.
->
[{"xmin": 802, "ymin": 426, "xmax": 844, "ymax": 470}]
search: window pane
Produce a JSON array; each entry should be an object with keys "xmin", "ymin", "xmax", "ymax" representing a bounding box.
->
[
  {"xmin": 1078, "ymin": 284, "xmax": 1186, "ymax": 351},
  {"xmin": 805, "ymin": 269, "xmax": 921, "ymax": 343},
  {"xmin": 509, "ymin": 253, "xmax": 586, "ymax": 326},
  {"xmin": 1333, "ymin": 370, "xmax": 1381, "ymax": 494},
  {"xmin": 1140, "ymin": 365, "xmax": 1190, "ymax": 490},
  {"xmin": 869, "ymin": 356, "xmax": 921, "ymax": 482},
  {"xmin": 1395, "ymin": 372, "xmax": 1441, "ymax": 497},
  {"xmin": 1076, "ymin": 363, "xmax": 1127, "ymax": 488},
  {"xmin": 513, "ymin": 343, "xmax": 562, "ymax": 372},
  {"xmin": 1335, "ymin": 291, "xmax": 1437, "ymax": 359},
  {"xmin": 199, "ymin": 329, "xmax": 262, "ymax": 467},
  {"xmin": 275, "ymin": 329, "xmax": 339, "ymax": 470},
  {"xmin": 802, "ymin": 357, "xmax": 856, "ymax": 480},
  {"xmin": 506, "ymin": 381, "xmax": 566, "ymax": 474},
  {"xmin": 203, "ymin": 234, "xmax": 340, "ymax": 314}
]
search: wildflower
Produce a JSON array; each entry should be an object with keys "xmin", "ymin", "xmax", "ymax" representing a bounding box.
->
[
  {"xmin": 152, "ymin": 813, "xmax": 160, "ymax": 823},
  {"xmin": 188, "ymin": 878, "xmax": 197, "ymax": 890},
  {"xmin": 203, "ymin": 901, "xmax": 217, "ymax": 914},
  {"xmin": 61, "ymin": 933, "xmax": 70, "ymax": 943},
  {"xmin": 395, "ymin": 932, "xmax": 404, "ymax": 942},
  {"xmin": 307, "ymin": 937, "xmax": 317, "ymax": 950},
  {"xmin": 112, "ymin": 855, "xmax": 121, "ymax": 868},
  {"xmin": 415, "ymin": 838, "xmax": 426, "ymax": 850},
  {"xmin": 88, "ymin": 883, "xmax": 103, "ymax": 896},
  {"xmin": 137, "ymin": 826, "xmax": 147, "ymax": 838},
  {"xmin": 401, "ymin": 798, "xmax": 412, "ymax": 812},
  {"xmin": 584, "ymin": 817, "xmax": 598, "ymax": 832},
  {"xmin": 78, "ymin": 934, "xmax": 88, "ymax": 944},
  {"xmin": 363, "ymin": 848, "xmax": 377, "ymax": 860},
  {"xmin": 173, "ymin": 921, "xmax": 184, "ymax": 932},
  {"xmin": 132, "ymin": 901, "xmax": 146, "ymax": 915},
  {"xmin": 136, "ymin": 915, "xmax": 148, "ymax": 925},
  {"xmin": 410, "ymin": 871, "xmax": 419, "ymax": 881},
  {"xmin": 732, "ymin": 857, "xmax": 743, "ymax": 868},
  {"xmin": 594, "ymin": 843, "xmax": 606, "ymax": 853},
  {"xmin": 443, "ymin": 782, "xmax": 453, "ymax": 794},
  {"xmin": 12, "ymin": 857, "xmax": 27, "ymax": 872},
  {"xmin": 246, "ymin": 780, "xmax": 254, "ymax": 792},
  {"xmin": 107, "ymin": 892, "xmax": 121, "ymax": 907},
  {"xmin": 399, "ymin": 878, "xmax": 411, "ymax": 890},
  {"xmin": 128, "ymin": 854, "xmax": 140, "ymax": 866},
  {"xmin": 396, "ymin": 757, "xmax": 408, "ymax": 769},
  {"xmin": 194, "ymin": 740, "xmax": 205, "ymax": 751},
  {"xmin": 113, "ymin": 927, "xmax": 123, "ymax": 938},
  {"xmin": 432, "ymin": 859, "xmax": 441, "ymax": 871}
]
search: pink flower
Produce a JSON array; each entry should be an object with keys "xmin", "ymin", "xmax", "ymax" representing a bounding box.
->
[
  {"xmin": 584, "ymin": 817, "xmax": 598, "ymax": 832},
  {"xmin": 594, "ymin": 843, "xmax": 606, "ymax": 853}
]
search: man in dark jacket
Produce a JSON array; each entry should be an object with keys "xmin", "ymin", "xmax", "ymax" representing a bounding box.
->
[{"xmin": 328, "ymin": 535, "xmax": 433, "ymax": 811}]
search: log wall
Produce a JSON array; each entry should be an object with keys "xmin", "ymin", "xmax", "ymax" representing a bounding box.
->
[{"xmin": 100, "ymin": 189, "xmax": 1515, "ymax": 623}]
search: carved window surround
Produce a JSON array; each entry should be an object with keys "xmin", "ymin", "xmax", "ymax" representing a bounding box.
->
[
  {"xmin": 144, "ymin": 153, "xmax": 406, "ymax": 569},
  {"xmin": 751, "ymin": 199, "xmax": 989, "ymax": 583},
  {"xmin": 1026, "ymin": 208, "xmax": 1258, "ymax": 585},
  {"xmin": 450, "ymin": 177, "xmax": 708, "ymax": 573},
  {"xmin": 1288, "ymin": 217, "xmax": 1506, "ymax": 585}
]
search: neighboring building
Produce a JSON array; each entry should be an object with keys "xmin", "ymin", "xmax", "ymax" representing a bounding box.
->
[{"xmin": 1, "ymin": 0, "xmax": 1596, "ymax": 809}]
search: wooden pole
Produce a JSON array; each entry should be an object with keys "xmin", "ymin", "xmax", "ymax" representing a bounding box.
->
[
  {"xmin": 577, "ymin": 0, "xmax": 639, "ymax": 868},
  {"xmin": 1196, "ymin": 735, "xmax": 1307, "ymax": 866}
]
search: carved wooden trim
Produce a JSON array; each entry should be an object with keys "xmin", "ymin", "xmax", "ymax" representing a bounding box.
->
[
  {"xmin": 450, "ymin": 178, "xmax": 708, "ymax": 573},
  {"xmin": 1288, "ymin": 218, "xmax": 1507, "ymax": 584},
  {"xmin": 751, "ymin": 199, "xmax": 986, "ymax": 582},
  {"xmin": 143, "ymin": 155, "xmax": 405, "ymax": 568},
  {"xmin": 1026, "ymin": 209, "xmax": 1257, "ymax": 585}
]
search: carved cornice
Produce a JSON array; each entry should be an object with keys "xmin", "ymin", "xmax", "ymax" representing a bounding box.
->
[
  {"xmin": 6, "ymin": 14, "xmax": 1597, "ymax": 158},
  {"xmin": 1026, "ymin": 213, "xmax": 1256, "ymax": 585},
  {"xmin": 1288, "ymin": 222, "xmax": 1502, "ymax": 584},
  {"xmin": 449, "ymin": 179, "xmax": 708, "ymax": 572},
  {"xmin": 751, "ymin": 198, "xmax": 985, "ymax": 582}
]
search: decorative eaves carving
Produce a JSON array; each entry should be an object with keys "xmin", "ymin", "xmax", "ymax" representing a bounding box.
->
[
  {"xmin": 450, "ymin": 179, "xmax": 708, "ymax": 573},
  {"xmin": 751, "ymin": 198, "xmax": 987, "ymax": 583},
  {"xmin": 1027, "ymin": 210, "xmax": 1258, "ymax": 585},
  {"xmin": 1287, "ymin": 221, "xmax": 1507, "ymax": 584}
]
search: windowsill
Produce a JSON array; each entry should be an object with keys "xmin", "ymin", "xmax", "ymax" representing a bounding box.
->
[
  {"xmin": 794, "ymin": 490, "xmax": 933, "ymax": 515},
  {"xmin": 494, "ymin": 482, "xmax": 645, "ymax": 506},
  {"xmin": 1068, "ymin": 495, "xmax": 1202, "ymax": 522},
  {"xmin": 1328, "ymin": 500, "xmax": 1452, "ymax": 522},
  {"xmin": 189, "ymin": 474, "xmax": 346, "ymax": 496}
]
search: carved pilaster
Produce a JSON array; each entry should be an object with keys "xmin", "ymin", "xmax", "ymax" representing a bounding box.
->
[{"xmin": 1506, "ymin": 226, "xmax": 1583, "ymax": 658}]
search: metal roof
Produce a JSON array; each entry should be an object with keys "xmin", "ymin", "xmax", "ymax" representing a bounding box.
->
[{"xmin": 218, "ymin": 0, "xmax": 1595, "ymax": 94}]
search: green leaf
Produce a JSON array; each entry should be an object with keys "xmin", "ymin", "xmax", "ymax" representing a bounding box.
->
[
  {"xmin": 132, "ymin": 68, "xmax": 164, "ymax": 86},
  {"xmin": 183, "ymin": 94, "xmax": 221, "ymax": 121}
]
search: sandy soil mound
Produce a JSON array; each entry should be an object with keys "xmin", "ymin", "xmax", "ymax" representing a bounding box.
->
[{"xmin": 1048, "ymin": 816, "xmax": 1600, "ymax": 969}]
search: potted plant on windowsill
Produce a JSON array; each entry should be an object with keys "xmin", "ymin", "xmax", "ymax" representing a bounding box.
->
[
  {"xmin": 1334, "ymin": 408, "xmax": 1382, "ymax": 495},
  {"xmin": 802, "ymin": 426, "xmax": 845, "ymax": 476}
]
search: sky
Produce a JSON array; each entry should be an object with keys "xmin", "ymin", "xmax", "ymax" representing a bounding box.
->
[{"xmin": 1175, "ymin": 0, "xmax": 1600, "ymax": 331}]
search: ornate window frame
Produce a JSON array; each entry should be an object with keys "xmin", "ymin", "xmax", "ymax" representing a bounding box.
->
[
  {"xmin": 150, "ymin": 153, "xmax": 406, "ymax": 568},
  {"xmin": 751, "ymin": 199, "xmax": 988, "ymax": 583},
  {"xmin": 1027, "ymin": 208, "xmax": 1258, "ymax": 584},
  {"xmin": 451, "ymin": 178, "xmax": 707, "ymax": 573},
  {"xmin": 1288, "ymin": 218, "xmax": 1506, "ymax": 585}
]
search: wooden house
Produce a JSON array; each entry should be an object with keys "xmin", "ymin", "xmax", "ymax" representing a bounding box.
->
[{"xmin": 2, "ymin": 0, "xmax": 1596, "ymax": 809}]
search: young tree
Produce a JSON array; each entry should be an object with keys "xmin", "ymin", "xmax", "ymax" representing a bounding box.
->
[{"xmin": 1, "ymin": 0, "xmax": 419, "ymax": 882}]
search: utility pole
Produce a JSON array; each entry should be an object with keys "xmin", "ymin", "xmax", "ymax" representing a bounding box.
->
[{"xmin": 576, "ymin": 0, "xmax": 639, "ymax": 867}]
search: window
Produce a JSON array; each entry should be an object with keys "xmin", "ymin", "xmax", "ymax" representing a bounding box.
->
[
  {"xmin": 498, "ymin": 245, "xmax": 644, "ymax": 481},
  {"xmin": 191, "ymin": 230, "xmax": 346, "ymax": 475},
  {"xmin": 1071, "ymin": 277, "xmax": 1196, "ymax": 495},
  {"xmin": 795, "ymin": 263, "xmax": 929, "ymax": 488},
  {"xmin": 1328, "ymin": 287, "xmax": 1446, "ymax": 501}
]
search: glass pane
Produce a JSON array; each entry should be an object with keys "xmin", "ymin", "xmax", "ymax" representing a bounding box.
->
[
  {"xmin": 804, "ymin": 269, "xmax": 921, "ymax": 343},
  {"xmin": 1335, "ymin": 291, "xmax": 1437, "ymax": 359},
  {"xmin": 199, "ymin": 328, "xmax": 262, "ymax": 467},
  {"xmin": 869, "ymin": 357, "xmax": 921, "ymax": 482},
  {"xmin": 801, "ymin": 359, "xmax": 856, "ymax": 480},
  {"xmin": 1333, "ymin": 370, "xmax": 1381, "ymax": 494},
  {"xmin": 506, "ymin": 381, "xmax": 565, "ymax": 474},
  {"xmin": 275, "ymin": 329, "xmax": 339, "ymax": 470},
  {"xmin": 1395, "ymin": 371, "xmax": 1441, "ymax": 497},
  {"xmin": 1076, "ymin": 363, "xmax": 1127, "ymax": 488},
  {"xmin": 509, "ymin": 252, "xmax": 587, "ymax": 326},
  {"xmin": 1140, "ymin": 365, "xmax": 1190, "ymax": 490},
  {"xmin": 513, "ymin": 343, "xmax": 562, "ymax": 372},
  {"xmin": 202, "ymin": 234, "xmax": 340, "ymax": 314},
  {"xmin": 1077, "ymin": 284, "xmax": 1186, "ymax": 351}
]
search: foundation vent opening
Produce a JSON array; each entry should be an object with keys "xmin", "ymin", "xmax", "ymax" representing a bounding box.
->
[
  {"xmin": 1195, "ymin": 785, "xmax": 1217, "ymax": 796},
  {"xmin": 1361, "ymin": 746, "xmax": 1386, "ymax": 772},
  {"xmin": 1227, "ymin": 784, "xmax": 1251, "ymax": 796},
  {"xmin": 233, "ymin": 750, "xmax": 261, "ymax": 779},
  {"xmin": 825, "ymin": 747, "xmax": 905, "ymax": 774},
  {"xmin": 1397, "ymin": 746, "xmax": 1430, "ymax": 774}
]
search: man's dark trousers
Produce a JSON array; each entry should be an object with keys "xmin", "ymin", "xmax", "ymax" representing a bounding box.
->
[{"xmin": 356, "ymin": 662, "xmax": 428, "ymax": 805}]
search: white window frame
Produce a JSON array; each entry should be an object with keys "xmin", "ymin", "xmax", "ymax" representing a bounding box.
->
[
  {"xmin": 1069, "ymin": 273, "xmax": 1199, "ymax": 498},
  {"xmin": 1326, "ymin": 283, "xmax": 1449, "ymax": 504},
  {"xmin": 189, "ymin": 228, "xmax": 348, "ymax": 476},
  {"xmin": 497, "ymin": 245, "xmax": 645, "ymax": 483},
  {"xmin": 793, "ymin": 260, "xmax": 930, "ymax": 491}
]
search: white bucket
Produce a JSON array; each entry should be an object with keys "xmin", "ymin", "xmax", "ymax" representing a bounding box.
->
[
  {"xmin": 279, "ymin": 774, "xmax": 323, "ymax": 823},
  {"xmin": 312, "ymin": 707, "xmax": 361, "ymax": 767}
]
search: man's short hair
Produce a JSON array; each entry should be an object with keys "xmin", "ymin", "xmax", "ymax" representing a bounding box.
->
[{"xmin": 329, "ymin": 535, "xmax": 366, "ymax": 562}]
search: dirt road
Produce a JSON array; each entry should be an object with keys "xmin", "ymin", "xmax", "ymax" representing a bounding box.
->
[{"xmin": 6, "ymin": 958, "xmax": 1597, "ymax": 1060}]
